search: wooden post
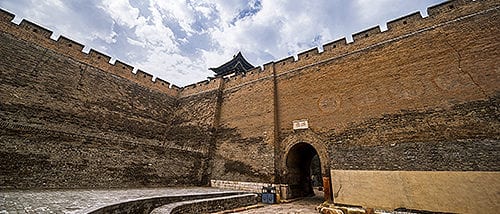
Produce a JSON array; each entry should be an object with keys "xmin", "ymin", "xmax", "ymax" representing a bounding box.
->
[{"xmin": 323, "ymin": 176, "xmax": 333, "ymax": 203}]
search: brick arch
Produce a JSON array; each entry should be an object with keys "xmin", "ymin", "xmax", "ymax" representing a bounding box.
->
[
  {"xmin": 280, "ymin": 130, "xmax": 333, "ymax": 202},
  {"xmin": 281, "ymin": 131, "xmax": 330, "ymax": 176}
]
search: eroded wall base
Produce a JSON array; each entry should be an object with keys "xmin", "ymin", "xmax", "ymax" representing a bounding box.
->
[{"xmin": 331, "ymin": 170, "xmax": 500, "ymax": 213}]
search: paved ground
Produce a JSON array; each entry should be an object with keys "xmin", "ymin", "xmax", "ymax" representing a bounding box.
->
[
  {"xmin": 0, "ymin": 187, "xmax": 233, "ymax": 214},
  {"xmin": 1, "ymin": 187, "xmax": 325, "ymax": 214},
  {"xmin": 231, "ymin": 191, "xmax": 324, "ymax": 214}
]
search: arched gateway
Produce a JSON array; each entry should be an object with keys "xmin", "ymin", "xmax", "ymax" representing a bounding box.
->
[{"xmin": 280, "ymin": 131, "xmax": 333, "ymax": 202}]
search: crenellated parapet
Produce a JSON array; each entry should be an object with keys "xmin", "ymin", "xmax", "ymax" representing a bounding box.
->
[
  {"xmin": 222, "ymin": 0, "xmax": 498, "ymax": 84},
  {"xmin": 0, "ymin": 0, "xmax": 496, "ymax": 98},
  {"xmin": 0, "ymin": 8, "xmax": 180, "ymax": 97},
  {"xmin": 179, "ymin": 78, "xmax": 223, "ymax": 97},
  {"xmin": 223, "ymin": 62, "xmax": 275, "ymax": 91}
]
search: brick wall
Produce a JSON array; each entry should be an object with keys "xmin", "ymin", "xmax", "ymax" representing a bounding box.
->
[
  {"xmin": 0, "ymin": 0, "xmax": 498, "ymax": 192},
  {"xmin": 274, "ymin": 1, "xmax": 499, "ymax": 172},
  {"xmin": 0, "ymin": 31, "xmax": 207, "ymax": 189},
  {"xmin": 211, "ymin": 77, "xmax": 277, "ymax": 183}
]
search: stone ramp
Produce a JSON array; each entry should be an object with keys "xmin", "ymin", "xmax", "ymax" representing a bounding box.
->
[
  {"xmin": 83, "ymin": 192, "xmax": 254, "ymax": 214},
  {"xmin": 0, "ymin": 187, "xmax": 243, "ymax": 214},
  {"xmin": 151, "ymin": 193, "xmax": 258, "ymax": 214}
]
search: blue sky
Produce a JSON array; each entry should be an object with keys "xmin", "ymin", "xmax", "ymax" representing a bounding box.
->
[{"xmin": 0, "ymin": 0, "xmax": 445, "ymax": 86}]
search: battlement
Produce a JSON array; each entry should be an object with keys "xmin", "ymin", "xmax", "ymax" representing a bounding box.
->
[
  {"xmin": 0, "ymin": 0, "xmax": 497, "ymax": 98},
  {"xmin": 352, "ymin": 26, "xmax": 381, "ymax": 43},
  {"xmin": 204, "ymin": 0, "xmax": 499, "ymax": 91},
  {"xmin": 0, "ymin": 7, "xmax": 13, "ymax": 22},
  {"xmin": 271, "ymin": 0, "xmax": 496, "ymax": 77},
  {"xmin": 179, "ymin": 78, "xmax": 222, "ymax": 97},
  {"xmin": 0, "ymin": 8, "xmax": 180, "ymax": 97}
]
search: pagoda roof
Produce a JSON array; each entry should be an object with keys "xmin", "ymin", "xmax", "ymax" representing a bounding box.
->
[{"xmin": 209, "ymin": 52, "xmax": 255, "ymax": 77}]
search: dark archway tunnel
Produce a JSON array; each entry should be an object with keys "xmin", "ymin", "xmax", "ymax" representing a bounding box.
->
[{"xmin": 285, "ymin": 142, "xmax": 322, "ymax": 198}]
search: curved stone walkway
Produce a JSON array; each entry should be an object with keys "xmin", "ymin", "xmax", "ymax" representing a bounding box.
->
[
  {"xmin": 230, "ymin": 195, "xmax": 323, "ymax": 214},
  {"xmin": 1, "ymin": 187, "xmax": 328, "ymax": 214},
  {"xmin": 0, "ymin": 187, "xmax": 236, "ymax": 214}
]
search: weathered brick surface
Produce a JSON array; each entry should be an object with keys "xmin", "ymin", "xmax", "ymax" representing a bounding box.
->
[
  {"xmin": 0, "ymin": 31, "xmax": 207, "ymax": 189},
  {"xmin": 212, "ymin": 78, "xmax": 276, "ymax": 183},
  {"xmin": 0, "ymin": 8, "xmax": 179, "ymax": 96},
  {"xmin": 273, "ymin": 3, "xmax": 499, "ymax": 173},
  {"xmin": 327, "ymin": 95, "xmax": 500, "ymax": 171},
  {"xmin": 0, "ymin": 0, "xmax": 498, "ymax": 190}
]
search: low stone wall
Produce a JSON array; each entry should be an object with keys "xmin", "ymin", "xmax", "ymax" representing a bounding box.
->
[
  {"xmin": 211, "ymin": 180, "xmax": 273, "ymax": 192},
  {"xmin": 331, "ymin": 170, "xmax": 500, "ymax": 214},
  {"xmin": 210, "ymin": 180, "xmax": 292, "ymax": 200},
  {"xmin": 82, "ymin": 192, "xmax": 245, "ymax": 214},
  {"xmin": 167, "ymin": 193, "xmax": 258, "ymax": 214}
]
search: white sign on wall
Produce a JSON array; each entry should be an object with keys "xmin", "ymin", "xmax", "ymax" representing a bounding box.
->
[{"xmin": 293, "ymin": 119, "xmax": 309, "ymax": 130}]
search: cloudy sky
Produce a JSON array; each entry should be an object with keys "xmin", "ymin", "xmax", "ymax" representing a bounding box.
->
[{"xmin": 0, "ymin": 0, "xmax": 445, "ymax": 86}]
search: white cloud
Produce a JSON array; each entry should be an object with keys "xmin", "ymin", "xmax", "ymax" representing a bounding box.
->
[
  {"xmin": 99, "ymin": 0, "xmax": 142, "ymax": 28},
  {"xmin": 0, "ymin": 0, "xmax": 446, "ymax": 86}
]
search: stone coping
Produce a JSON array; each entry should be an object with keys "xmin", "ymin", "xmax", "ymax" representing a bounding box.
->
[
  {"xmin": 152, "ymin": 193, "xmax": 258, "ymax": 214},
  {"xmin": 81, "ymin": 191, "xmax": 248, "ymax": 214},
  {"xmin": 0, "ymin": 187, "xmax": 241, "ymax": 213}
]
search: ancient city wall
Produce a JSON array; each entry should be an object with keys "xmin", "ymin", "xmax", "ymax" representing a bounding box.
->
[
  {"xmin": 211, "ymin": 70, "xmax": 277, "ymax": 183},
  {"xmin": 204, "ymin": 0, "xmax": 499, "ymax": 212},
  {"xmin": 273, "ymin": 1, "xmax": 499, "ymax": 212},
  {"xmin": 0, "ymin": 9, "xmax": 179, "ymax": 97},
  {"xmin": 0, "ymin": 0, "xmax": 499, "ymax": 212},
  {"xmin": 274, "ymin": 0, "xmax": 500, "ymax": 170},
  {"xmin": 205, "ymin": 0, "xmax": 499, "ymax": 178},
  {"xmin": 0, "ymin": 23, "xmax": 207, "ymax": 189}
]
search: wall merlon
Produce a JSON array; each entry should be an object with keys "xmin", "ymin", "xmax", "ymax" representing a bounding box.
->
[
  {"xmin": 197, "ymin": 80, "xmax": 210, "ymax": 86},
  {"xmin": 222, "ymin": 62, "xmax": 275, "ymax": 90},
  {"xmin": 154, "ymin": 78, "xmax": 171, "ymax": 87},
  {"xmin": 246, "ymin": 66, "xmax": 263, "ymax": 75},
  {"xmin": 274, "ymin": 56, "xmax": 297, "ymax": 74},
  {"xmin": 179, "ymin": 78, "xmax": 221, "ymax": 97},
  {"xmin": 263, "ymin": 62, "xmax": 274, "ymax": 72},
  {"xmin": 0, "ymin": 8, "xmax": 14, "ymax": 22},
  {"xmin": 297, "ymin": 47, "xmax": 320, "ymax": 60},
  {"xmin": 427, "ymin": 0, "xmax": 460, "ymax": 17},
  {"xmin": 275, "ymin": 56, "xmax": 295, "ymax": 66},
  {"xmin": 108, "ymin": 60, "xmax": 135, "ymax": 79},
  {"xmin": 171, "ymin": 84, "xmax": 181, "ymax": 90},
  {"xmin": 387, "ymin": 12, "xmax": 423, "ymax": 30},
  {"xmin": 225, "ymin": 73, "xmax": 242, "ymax": 82},
  {"xmin": 136, "ymin": 69, "xmax": 154, "ymax": 80},
  {"xmin": 427, "ymin": 0, "xmax": 498, "ymax": 20},
  {"xmin": 352, "ymin": 26, "xmax": 381, "ymax": 42},
  {"xmin": 151, "ymin": 77, "xmax": 179, "ymax": 97},
  {"xmin": 184, "ymin": 83, "xmax": 196, "ymax": 89},
  {"xmin": 19, "ymin": 20, "xmax": 52, "ymax": 39},
  {"xmin": 322, "ymin": 38, "xmax": 348, "ymax": 51},
  {"xmin": 57, "ymin": 36, "xmax": 84, "ymax": 52},
  {"xmin": 114, "ymin": 60, "xmax": 134, "ymax": 72},
  {"xmin": 89, "ymin": 49, "xmax": 111, "ymax": 64}
]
